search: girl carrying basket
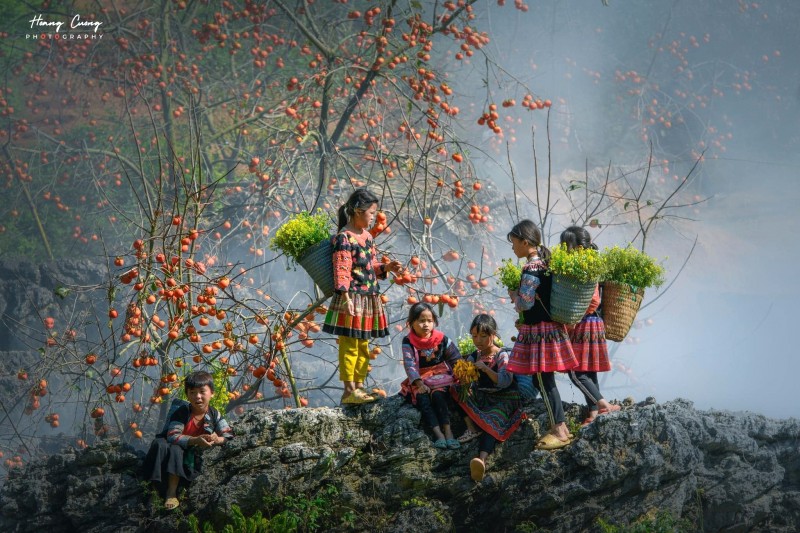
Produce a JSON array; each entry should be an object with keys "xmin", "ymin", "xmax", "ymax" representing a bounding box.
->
[
  {"xmin": 506, "ymin": 220, "xmax": 578, "ymax": 450},
  {"xmin": 323, "ymin": 188, "xmax": 402, "ymax": 405}
]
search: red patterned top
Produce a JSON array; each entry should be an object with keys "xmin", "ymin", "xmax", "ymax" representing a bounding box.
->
[
  {"xmin": 182, "ymin": 417, "xmax": 206, "ymax": 437},
  {"xmin": 332, "ymin": 229, "xmax": 387, "ymax": 294}
]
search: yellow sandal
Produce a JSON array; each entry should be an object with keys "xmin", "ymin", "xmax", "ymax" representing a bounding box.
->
[
  {"xmin": 470, "ymin": 458, "xmax": 486, "ymax": 482},
  {"xmin": 535, "ymin": 433, "xmax": 572, "ymax": 451},
  {"xmin": 164, "ymin": 497, "xmax": 180, "ymax": 510}
]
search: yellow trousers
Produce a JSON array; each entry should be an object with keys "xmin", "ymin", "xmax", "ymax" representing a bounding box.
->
[{"xmin": 339, "ymin": 336, "xmax": 370, "ymax": 382}]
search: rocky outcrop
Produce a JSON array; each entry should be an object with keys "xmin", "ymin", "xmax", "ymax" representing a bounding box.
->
[
  {"xmin": 1, "ymin": 396, "xmax": 798, "ymax": 532},
  {"xmin": 0, "ymin": 259, "xmax": 106, "ymax": 352}
]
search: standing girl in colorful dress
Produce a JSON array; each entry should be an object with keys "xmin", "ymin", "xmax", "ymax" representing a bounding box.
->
[
  {"xmin": 560, "ymin": 226, "xmax": 620, "ymax": 425},
  {"xmin": 323, "ymin": 188, "xmax": 402, "ymax": 405},
  {"xmin": 453, "ymin": 313, "xmax": 524, "ymax": 482},
  {"xmin": 399, "ymin": 302, "xmax": 463, "ymax": 449},
  {"xmin": 506, "ymin": 219, "xmax": 578, "ymax": 450}
]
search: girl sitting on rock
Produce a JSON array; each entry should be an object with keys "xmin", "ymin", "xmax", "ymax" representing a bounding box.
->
[
  {"xmin": 399, "ymin": 302, "xmax": 463, "ymax": 450},
  {"xmin": 453, "ymin": 314, "xmax": 525, "ymax": 482}
]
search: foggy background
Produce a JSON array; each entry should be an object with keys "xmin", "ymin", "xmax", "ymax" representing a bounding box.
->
[
  {"xmin": 455, "ymin": 1, "xmax": 800, "ymax": 419},
  {"xmin": 3, "ymin": 1, "xmax": 798, "ymax": 425}
]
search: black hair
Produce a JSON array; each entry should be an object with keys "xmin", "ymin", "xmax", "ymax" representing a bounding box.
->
[
  {"xmin": 337, "ymin": 188, "xmax": 380, "ymax": 231},
  {"xmin": 407, "ymin": 302, "xmax": 438, "ymax": 326},
  {"xmin": 185, "ymin": 371, "xmax": 215, "ymax": 393},
  {"xmin": 559, "ymin": 225, "xmax": 598, "ymax": 251},
  {"xmin": 507, "ymin": 219, "xmax": 551, "ymax": 261},
  {"xmin": 469, "ymin": 313, "xmax": 498, "ymax": 337}
]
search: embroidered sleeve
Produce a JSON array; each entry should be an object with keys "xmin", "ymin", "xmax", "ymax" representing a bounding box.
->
[
  {"xmin": 332, "ymin": 233, "xmax": 353, "ymax": 293},
  {"xmin": 442, "ymin": 337, "xmax": 462, "ymax": 366},
  {"xmin": 516, "ymin": 268, "xmax": 541, "ymax": 312},
  {"xmin": 585, "ymin": 284, "xmax": 601, "ymax": 315},
  {"xmin": 494, "ymin": 350, "xmax": 513, "ymax": 389},
  {"xmin": 402, "ymin": 338, "xmax": 421, "ymax": 383},
  {"xmin": 370, "ymin": 240, "xmax": 388, "ymax": 280},
  {"xmin": 166, "ymin": 406, "xmax": 191, "ymax": 449},
  {"xmin": 214, "ymin": 415, "xmax": 234, "ymax": 441}
]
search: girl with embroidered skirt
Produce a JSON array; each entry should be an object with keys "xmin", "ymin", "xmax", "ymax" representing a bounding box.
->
[
  {"xmin": 323, "ymin": 188, "xmax": 402, "ymax": 405},
  {"xmin": 399, "ymin": 302, "xmax": 463, "ymax": 450},
  {"xmin": 453, "ymin": 314, "xmax": 524, "ymax": 482},
  {"xmin": 506, "ymin": 220, "xmax": 578, "ymax": 450},
  {"xmin": 560, "ymin": 226, "xmax": 620, "ymax": 426}
]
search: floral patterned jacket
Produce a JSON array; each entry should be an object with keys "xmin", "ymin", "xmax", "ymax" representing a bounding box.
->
[{"xmin": 332, "ymin": 230, "xmax": 388, "ymax": 294}]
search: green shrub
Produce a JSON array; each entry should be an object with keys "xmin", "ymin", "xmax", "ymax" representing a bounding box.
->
[
  {"xmin": 186, "ymin": 505, "xmax": 269, "ymax": 533},
  {"xmin": 597, "ymin": 510, "xmax": 694, "ymax": 533},
  {"xmin": 185, "ymin": 486, "xmax": 350, "ymax": 533},
  {"xmin": 495, "ymin": 258, "xmax": 523, "ymax": 291},
  {"xmin": 601, "ymin": 245, "xmax": 665, "ymax": 288},
  {"xmin": 548, "ymin": 243, "xmax": 606, "ymax": 283},
  {"xmin": 457, "ymin": 333, "xmax": 476, "ymax": 356},
  {"xmin": 456, "ymin": 333, "xmax": 504, "ymax": 356},
  {"xmin": 269, "ymin": 210, "xmax": 331, "ymax": 263}
]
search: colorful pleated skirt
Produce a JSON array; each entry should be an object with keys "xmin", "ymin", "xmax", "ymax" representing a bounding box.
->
[
  {"xmin": 322, "ymin": 292, "xmax": 389, "ymax": 339},
  {"xmin": 570, "ymin": 314, "xmax": 611, "ymax": 372},
  {"xmin": 508, "ymin": 321, "xmax": 577, "ymax": 374}
]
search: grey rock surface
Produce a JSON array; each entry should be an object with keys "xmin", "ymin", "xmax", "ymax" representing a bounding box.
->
[{"xmin": 1, "ymin": 396, "xmax": 798, "ymax": 532}]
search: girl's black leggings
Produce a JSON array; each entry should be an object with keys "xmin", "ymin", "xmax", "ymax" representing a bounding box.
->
[
  {"xmin": 533, "ymin": 372, "xmax": 566, "ymax": 425},
  {"xmin": 569, "ymin": 371, "xmax": 603, "ymax": 411},
  {"xmin": 416, "ymin": 389, "xmax": 451, "ymax": 429},
  {"xmin": 478, "ymin": 432, "xmax": 497, "ymax": 455}
]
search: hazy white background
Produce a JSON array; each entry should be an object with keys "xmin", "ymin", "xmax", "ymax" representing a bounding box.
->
[{"xmin": 461, "ymin": 1, "xmax": 800, "ymax": 419}]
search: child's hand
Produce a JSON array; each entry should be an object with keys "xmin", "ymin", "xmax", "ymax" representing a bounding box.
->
[
  {"xmin": 385, "ymin": 260, "xmax": 403, "ymax": 274},
  {"xmin": 189, "ymin": 436, "xmax": 214, "ymax": 449},
  {"xmin": 475, "ymin": 360, "xmax": 489, "ymax": 373},
  {"xmin": 413, "ymin": 380, "xmax": 429, "ymax": 394},
  {"xmin": 508, "ymin": 289, "xmax": 518, "ymax": 303},
  {"xmin": 194, "ymin": 434, "xmax": 223, "ymax": 447},
  {"xmin": 201, "ymin": 433, "xmax": 224, "ymax": 446}
]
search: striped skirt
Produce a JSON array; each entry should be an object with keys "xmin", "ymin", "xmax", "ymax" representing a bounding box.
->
[
  {"xmin": 452, "ymin": 385, "xmax": 524, "ymax": 442},
  {"xmin": 570, "ymin": 314, "xmax": 611, "ymax": 372},
  {"xmin": 508, "ymin": 321, "xmax": 577, "ymax": 374},
  {"xmin": 322, "ymin": 292, "xmax": 389, "ymax": 339}
]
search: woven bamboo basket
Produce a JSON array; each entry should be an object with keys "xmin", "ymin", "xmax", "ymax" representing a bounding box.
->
[
  {"xmin": 549, "ymin": 274, "xmax": 596, "ymax": 324},
  {"xmin": 602, "ymin": 281, "xmax": 645, "ymax": 341},
  {"xmin": 297, "ymin": 237, "xmax": 334, "ymax": 298}
]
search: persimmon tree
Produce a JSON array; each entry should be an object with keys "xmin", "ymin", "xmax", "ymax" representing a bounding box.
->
[
  {"xmin": 2, "ymin": 0, "xmax": 762, "ymax": 470},
  {"xmin": 0, "ymin": 0, "xmax": 550, "ymax": 464}
]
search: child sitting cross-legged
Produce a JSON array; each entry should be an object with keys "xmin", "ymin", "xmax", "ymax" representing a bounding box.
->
[{"xmin": 142, "ymin": 371, "xmax": 233, "ymax": 510}]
